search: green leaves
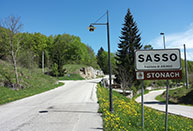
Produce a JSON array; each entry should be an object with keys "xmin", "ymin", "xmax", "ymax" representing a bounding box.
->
[{"xmin": 97, "ymin": 47, "xmax": 116, "ymax": 74}]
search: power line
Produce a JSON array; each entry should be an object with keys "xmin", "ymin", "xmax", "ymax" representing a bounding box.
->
[{"xmin": 94, "ymin": 11, "xmax": 107, "ymax": 23}]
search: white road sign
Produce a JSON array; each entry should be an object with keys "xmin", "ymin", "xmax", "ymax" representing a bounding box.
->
[{"xmin": 135, "ymin": 49, "xmax": 181, "ymax": 71}]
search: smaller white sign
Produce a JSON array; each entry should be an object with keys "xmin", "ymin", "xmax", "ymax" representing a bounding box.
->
[
  {"xmin": 136, "ymin": 72, "xmax": 144, "ymax": 80},
  {"xmin": 135, "ymin": 49, "xmax": 181, "ymax": 71}
]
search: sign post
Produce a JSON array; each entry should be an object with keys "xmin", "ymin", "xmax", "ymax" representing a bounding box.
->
[
  {"xmin": 135, "ymin": 49, "xmax": 182, "ymax": 130},
  {"xmin": 136, "ymin": 72, "xmax": 144, "ymax": 130},
  {"xmin": 141, "ymin": 79, "xmax": 144, "ymax": 130}
]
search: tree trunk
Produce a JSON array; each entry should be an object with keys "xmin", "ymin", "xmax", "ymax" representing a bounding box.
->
[{"xmin": 10, "ymin": 40, "xmax": 19, "ymax": 88}]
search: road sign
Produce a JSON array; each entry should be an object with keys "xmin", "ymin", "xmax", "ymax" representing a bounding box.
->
[
  {"xmin": 136, "ymin": 70, "xmax": 182, "ymax": 80},
  {"xmin": 135, "ymin": 49, "xmax": 181, "ymax": 71},
  {"xmin": 136, "ymin": 72, "xmax": 144, "ymax": 80}
]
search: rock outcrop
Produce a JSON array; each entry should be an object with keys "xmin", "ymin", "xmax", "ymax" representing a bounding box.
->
[{"xmin": 80, "ymin": 67, "xmax": 104, "ymax": 79}]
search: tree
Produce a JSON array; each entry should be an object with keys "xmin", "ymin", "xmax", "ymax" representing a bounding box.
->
[
  {"xmin": 117, "ymin": 65, "xmax": 130, "ymax": 94},
  {"xmin": 86, "ymin": 45, "xmax": 98, "ymax": 69},
  {"xmin": 0, "ymin": 16, "xmax": 23, "ymax": 88},
  {"xmin": 144, "ymin": 44, "xmax": 153, "ymax": 50},
  {"xmin": 97, "ymin": 47, "xmax": 104, "ymax": 67},
  {"xmin": 0, "ymin": 27, "xmax": 9, "ymax": 60},
  {"xmin": 97, "ymin": 47, "xmax": 116, "ymax": 74},
  {"xmin": 115, "ymin": 9, "xmax": 142, "ymax": 90}
]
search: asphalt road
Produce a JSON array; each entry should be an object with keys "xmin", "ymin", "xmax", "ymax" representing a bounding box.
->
[
  {"xmin": 0, "ymin": 79, "xmax": 103, "ymax": 131},
  {"xmin": 136, "ymin": 89, "xmax": 193, "ymax": 119}
]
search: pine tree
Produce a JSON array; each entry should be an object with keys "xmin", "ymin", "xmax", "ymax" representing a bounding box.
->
[
  {"xmin": 97, "ymin": 47, "xmax": 105, "ymax": 69},
  {"xmin": 115, "ymin": 9, "xmax": 142, "ymax": 89}
]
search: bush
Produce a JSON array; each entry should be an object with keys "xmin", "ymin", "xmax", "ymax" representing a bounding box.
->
[
  {"xmin": 51, "ymin": 63, "xmax": 59, "ymax": 77},
  {"xmin": 17, "ymin": 50, "xmax": 37, "ymax": 69}
]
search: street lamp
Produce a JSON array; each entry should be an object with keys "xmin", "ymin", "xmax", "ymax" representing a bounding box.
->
[
  {"xmin": 160, "ymin": 33, "xmax": 166, "ymax": 49},
  {"xmin": 89, "ymin": 10, "xmax": 113, "ymax": 112}
]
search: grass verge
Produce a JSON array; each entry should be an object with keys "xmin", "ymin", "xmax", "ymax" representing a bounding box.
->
[
  {"xmin": 63, "ymin": 64, "xmax": 87, "ymax": 74},
  {"xmin": 0, "ymin": 60, "xmax": 64, "ymax": 105},
  {"xmin": 0, "ymin": 82, "xmax": 64, "ymax": 105},
  {"xmin": 155, "ymin": 87, "xmax": 193, "ymax": 105},
  {"xmin": 58, "ymin": 74, "xmax": 84, "ymax": 80},
  {"xmin": 97, "ymin": 84, "xmax": 193, "ymax": 131},
  {"xmin": 132, "ymin": 90, "xmax": 150, "ymax": 100}
]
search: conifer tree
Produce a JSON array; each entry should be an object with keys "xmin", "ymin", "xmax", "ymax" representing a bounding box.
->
[
  {"xmin": 97, "ymin": 47, "xmax": 105, "ymax": 69},
  {"xmin": 115, "ymin": 9, "xmax": 142, "ymax": 89}
]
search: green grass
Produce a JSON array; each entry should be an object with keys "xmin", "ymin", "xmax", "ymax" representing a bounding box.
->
[
  {"xmin": 133, "ymin": 90, "xmax": 150, "ymax": 100},
  {"xmin": 58, "ymin": 74, "xmax": 84, "ymax": 80},
  {"xmin": 97, "ymin": 84, "xmax": 193, "ymax": 131},
  {"xmin": 56, "ymin": 64, "xmax": 87, "ymax": 80},
  {"xmin": 0, "ymin": 82, "xmax": 63, "ymax": 105},
  {"xmin": 155, "ymin": 94, "xmax": 166, "ymax": 103},
  {"xmin": 155, "ymin": 87, "xmax": 193, "ymax": 105},
  {"xmin": 63, "ymin": 64, "xmax": 87, "ymax": 74},
  {"xmin": 0, "ymin": 60, "xmax": 64, "ymax": 105}
]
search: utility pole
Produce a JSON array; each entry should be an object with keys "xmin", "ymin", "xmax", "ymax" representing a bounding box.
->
[
  {"xmin": 42, "ymin": 50, "xmax": 44, "ymax": 73},
  {"xmin": 184, "ymin": 44, "xmax": 189, "ymax": 89}
]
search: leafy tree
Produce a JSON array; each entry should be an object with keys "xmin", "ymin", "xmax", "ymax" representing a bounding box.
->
[
  {"xmin": 0, "ymin": 16, "xmax": 23, "ymax": 88},
  {"xmin": 96, "ymin": 48, "xmax": 115, "ymax": 74},
  {"xmin": 144, "ymin": 44, "xmax": 153, "ymax": 50},
  {"xmin": 51, "ymin": 63, "xmax": 59, "ymax": 77},
  {"xmin": 86, "ymin": 45, "xmax": 99, "ymax": 69},
  {"xmin": 0, "ymin": 27, "xmax": 9, "ymax": 60},
  {"xmin": 115, "ymin": 9, "xmax": 142, "ymax": 89}
]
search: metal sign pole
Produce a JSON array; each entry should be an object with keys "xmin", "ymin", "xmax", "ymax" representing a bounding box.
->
[
  {"xmin": 160, "ymin": 32, "xmax": 169, "ymax": 131},
  {"xmin": 141, "ymin": 80, "xmax": 144, "ymax": 130}
]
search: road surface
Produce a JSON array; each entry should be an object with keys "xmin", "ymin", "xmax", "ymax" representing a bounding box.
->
[
  {"xmin": 136, "ymin": 89, "xmax": 193, "ymax": 119},
  {"xmin": 0, "ymin": 79, "xmax": 103, "ymax": 131}
]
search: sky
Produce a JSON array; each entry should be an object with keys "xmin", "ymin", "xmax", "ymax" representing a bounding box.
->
[{"xmin": 1, "ymin": 0, "xmax": 193, "ymax": 61}]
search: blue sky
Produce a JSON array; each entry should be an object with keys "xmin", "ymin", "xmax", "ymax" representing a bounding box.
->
[{"xmin": 1, "ymin": 0, "xmax": 193, "ymax": 60}]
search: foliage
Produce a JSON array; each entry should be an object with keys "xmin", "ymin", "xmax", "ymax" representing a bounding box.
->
[
  {"xmin": 51, "ymin": 63, "xmax": 59, "ymax": 77},
  {"xmin": 49, "ymin": 34, "xmax": 99, "ymax": 75},
  {"xmin": 97, "ymin": 84, "xmax": 193, "ymax": 131},
  {"xmin": 86, "ymin": 45, "xmax": 99, "ymax": 69},
  {"xmin": 0, "ymin": 60, "xmax": 63, "ymax": 105},
  {"xmin": 96, "ymin": 47, "xmax": 116, "ymax": 74},
  {"xmin": 1, "ymin": 19, "xmax": 100, "ymax": 78},
  {"xmin": 0, "ymin": 27, "xmax": 9, "ymax": 60},
  {"xmin": 0, "ymin": 16, "xmax": 24, "ymax": 88},
  {"xmin": 97, "ymin": 47, "xmax": 105, "ymax": 69},
  {"xmin": 0, "ymin": 15, "xmax": 103, "ymax": 87},
  {"xmin": 115, "ymin": 9, "xmax": 142, "ymax": 89},
  {"xmin": 143, "ymin": 44, "xmax": 153, "ymax": 50}
]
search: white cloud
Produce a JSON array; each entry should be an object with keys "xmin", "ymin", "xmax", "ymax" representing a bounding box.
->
[{"xmin": 148, "ymin": 23, "xmax": 193, "ymax": 61}]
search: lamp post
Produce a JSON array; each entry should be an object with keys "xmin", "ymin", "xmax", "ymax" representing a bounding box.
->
[
  {"xmin": 89, "ymin": 10, "xmax": 113, "ymax": 112},
  {"xmin": 160, "ymin": 33, "xmax": 166, "ymax": 49},
  {"xmin": 160, "ymin": 32, "xmax": 169, "ymax": 131}
]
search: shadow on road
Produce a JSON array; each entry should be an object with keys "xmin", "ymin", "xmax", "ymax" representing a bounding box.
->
[
  {"xmin": 144, "ymin": 101, "xmax": 165, "ymax": 105},
  {"xmin": 90, "ymin": 127, "xmax": 103, "ymax": 130},
  {"xmin": 87, "ymin": 81, "xmax": 99, "ymax": 84},
  {"xmin": 39, "ymin": 109, "xmax": 99, "ymax": 114}
]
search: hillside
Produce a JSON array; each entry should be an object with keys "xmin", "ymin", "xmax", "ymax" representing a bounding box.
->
[
  {"xmin": 0, "ymin": 60, "xmax": 63, "ymax": 105},
  {"xmin": 157, "ymin": 87, "xmax": 193, "ymax": 105}
]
